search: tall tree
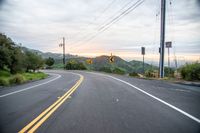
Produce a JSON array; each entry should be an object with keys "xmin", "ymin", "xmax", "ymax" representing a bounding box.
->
[{"xmin": 45, "ymin": 57, "xmax": 55, "ymax": 67}]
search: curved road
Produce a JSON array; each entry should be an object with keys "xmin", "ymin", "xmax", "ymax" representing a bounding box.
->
[{"xmin": 0, "ymin": 70, "xmax": 199, "ymax": 133}]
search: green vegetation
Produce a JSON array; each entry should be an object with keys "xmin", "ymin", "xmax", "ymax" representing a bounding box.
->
[
  {"xmin": 52, "ymin": 63, "xmax": 64, "ymax": 69},
  {"xmin": 61, "ymin": 55, "xmax": 157, "ymax": 74},
  {"xmin": 99, "ymin": 67, "xmax": 112, "ymax": 73},
  {"xmin": 129, "ymin": 72, "xmax": 139, "ymax": 77},
  {"xmin": 65, "ymin": 60, "xmax": 87, "ymax": 70},
  {"xmin": 145, "ymin": 69, "xmax": 154, "ymax": 77},
  {"xmin": 164, "ymin": 67, "xmax": 175, "ymax": 77},
  {"xmin": 0, "ymin": 33, "xmax": 47, "ymax": 86},
  {"xmin": 112, "ymin": 67, "xmax": 126, "ymax": 75},
  {"xmin": 0, "ymin": 70, "xmax": 47, "ymax": 86},
  {"xmin": 99, "ymin": 66, "xmax": 125, "ymax": 75},
  {"xmin": 0, "ymin": 33, "xmax": 44, "ymax": 73},
  {"xmin": 179, "ymin": 62, "xmax": 200, "ymax": 81},
  {"xmin": 45, "ymin": 57, "xmax": 55, "ymax": 69},
  {"xmin": 25, "ymin": 51, "xmax": 44, "ymax": 72}
]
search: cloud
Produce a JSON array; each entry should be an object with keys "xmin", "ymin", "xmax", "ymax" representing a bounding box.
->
[{"xmin": 0, "ymin": 0, "xmax": 199, "ymax": 62}]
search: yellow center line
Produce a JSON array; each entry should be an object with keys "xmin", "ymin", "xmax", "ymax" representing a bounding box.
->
[{"xmin": 19, "ymin": 74, "xmax": 84, "ymax": 133}]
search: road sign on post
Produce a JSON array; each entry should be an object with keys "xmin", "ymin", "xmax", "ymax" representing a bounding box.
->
[
  {"xmin": 109, "ymin": 53, "xmax": 114, "ymax": 63},
  {"xmin": 165, "ymin": 41, "xmax": 172, "ymax": 68},
  {"xmin": 165, "ymin": 41, "xmax": 172, "ymax": 48},
  {"xmin": 141, "ymin": 47, "xmax": 145, "ymax": 55},
  {"xmin": 141, "ymin": 47, "xmax": 145, "ymax": 75},
  {"xmin": 86, "ymin": 59, "xmax": 93, "ymax": 64}
]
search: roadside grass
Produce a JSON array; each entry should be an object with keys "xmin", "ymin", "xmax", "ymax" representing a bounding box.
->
[{"xmin": 0, "ymin": 70, "xmax": 48, "ymax": 86}]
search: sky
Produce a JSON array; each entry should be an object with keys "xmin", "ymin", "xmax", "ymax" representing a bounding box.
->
[{"xmin": 0, "ymin": 0, "xmax": 200, "ymax": 66}]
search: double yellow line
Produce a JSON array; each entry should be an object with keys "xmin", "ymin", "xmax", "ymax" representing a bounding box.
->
[{"xmin": 19, "ymin": 74, "xmax": 84, "ymax": 133}]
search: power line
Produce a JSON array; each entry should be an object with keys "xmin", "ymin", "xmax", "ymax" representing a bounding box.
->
[
  {"xmin": 69, "ymin": 0, "xmax": 118, "ymax": 45},
  {"xmin": 69, "ymin": 0, "xmax": 143, "ymax": 47},
  {"xmin": 98, "ymin": 0, "xmax": 143, "ymax": 31},
  {"xmin": 99, "ymin": 0, "xmax": 144, "ymax": 33},
  {"xmin": 96, "ymin": 0, "xmax": 136, "ymax": 30},
  {"xmin": 70, "ymin": 0, "xmax": 145, "ymax": 48},
  {"xmin": 94, "ymin": 0, "xmax": 117, "ymax": 21}
]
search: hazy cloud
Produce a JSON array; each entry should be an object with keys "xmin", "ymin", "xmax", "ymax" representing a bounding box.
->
[{"xmin": 0, "ymin": 0, "xmax": 199, "ymax": 62}]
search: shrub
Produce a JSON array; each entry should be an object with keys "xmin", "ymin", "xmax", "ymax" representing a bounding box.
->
[
  {"xmin": 99, "ymin": 67, "xmax": 112, "ymax": 73},
  {"xmin": 0, "ymin": 78, "xmax": 9, "ymax": 86},
  {"xmin": 65, "ymin": 60, "xmax": 87, "ymax": 70},
  {"xmin": 112, "ymin": 67, "xmax": 125, "ymax": 75},
  {"xmin": 9, "ymin": 74, "xmax": 25, "ymax": 84},
  {"xmin": 164, "ymin": 67, "xmax": 175, "ymax": 77},
  {"xmin": 179, "ymin": 62, "xmax": 200, "ymax": 81},
  {"xmin": 129, "ymin": 72, "xmax": 139, "ymax": 77},
  {"xmin": 145, "ymin": 69, "xmax": 154, "ymax": 77},
  {"xmin": 0, "ymin": 70, "xmax": 11, "ymax": 77}
]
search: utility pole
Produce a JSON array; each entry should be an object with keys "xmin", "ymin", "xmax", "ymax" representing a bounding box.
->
[
  {"xmin": 141, "ymin": 47, "xmax": 145, "ymax": 75},
  {"xmin": 159, "ymin": 0, "xmax": 166, "ymax": 78},
  {"xmin": 63, "ymin": 37, "xmax": 65, "ymax": 66},
  {"xmin": 59, "ymin": 37, "xmax": 66, "ymax": 68}
]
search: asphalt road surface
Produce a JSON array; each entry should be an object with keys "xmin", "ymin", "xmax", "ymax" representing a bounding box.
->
[{"xmin": 0, "ymin": 70, "xmax": 199, "ymax": 133}]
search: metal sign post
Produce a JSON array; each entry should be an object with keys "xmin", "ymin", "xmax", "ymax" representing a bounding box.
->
[
  {"xmin": 141, "ymin": 47, "xmax": 145, "ymax": 75},
  {"xmin": 165, "ymin": 42, "xmax": 172, "ymax": 68}
]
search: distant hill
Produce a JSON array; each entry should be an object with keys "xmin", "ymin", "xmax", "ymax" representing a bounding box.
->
[
  {"xmin": 22, "ymin": 47, "xmax": 157, "ymax": 73},
  {"xmin": 21, "ymin": 47, "xmax": 79, "ymax": 59},
  {"xmin": 64, "ymin": 55, "xmax": 158, "ymax": 73}
]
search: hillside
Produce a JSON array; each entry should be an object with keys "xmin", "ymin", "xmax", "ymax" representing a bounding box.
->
[
  {"xmin": 22, "ymin": 47, "xmax": 157, "ymax": 73},
  {"xmin": 21, "ymin": 47, "xmax": 78, "ymax": 59},
  {"xmin": 64, "ymin": 55, "xmax": 157, "ymax": 73}
]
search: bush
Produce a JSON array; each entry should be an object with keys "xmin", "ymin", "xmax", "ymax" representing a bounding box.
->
[
  {"xmin": 99, "ymin": 67, "xmax": 112, "ymax": 73},
  {"xmin": 179, "ymin": 62, "xmax": 200, "ymax": 81},
  {"xmin": 9, "ymin": 74, "xmax": 25, "ymax": 84},
  {"xmin": 0, "ymin": 78, "xmax": 9, "ymax": 86},
  {"xmin": 145, "ymin": 69, "xmax": 154, "ymax": 77},
  {"xmin": 0, "ymin": 70, "xmax": 11, "ymax": 77},
  {"xmin": 129, "ymin": 72, "xmax": 139, "ymax": 77},
  {"xmin": 112, "ymin": 67, "xmax": 125, "ymax": 75},
  {"xmin": 164, "ymin": 67, "xmax": 175, "ymax": 77},
  {"xmin": 65, "ymin": 60, "xmax": 87, "ymax": 70}
]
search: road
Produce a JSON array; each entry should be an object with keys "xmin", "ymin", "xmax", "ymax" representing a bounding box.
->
[{"xmin": 0, "ymin": 70, "xmax": 199, "ymax": 133}]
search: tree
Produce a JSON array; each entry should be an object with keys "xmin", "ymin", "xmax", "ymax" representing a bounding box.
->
[
  {"xmin": 0, "ymin": 33, "xmax": 45, "ymax": 73},
  {"xmin": 179, "ymin": 62, "xmax": 200, "ymax": 81},
  {"xmin": 25, "ymin": 51, "xmax": 44, "ymax": 72},
  {"xmin": 9, "ymin": 47, "xmax": 26, "ymax": 74},
  {"xmin": 65, "ymin": 60, "xmax": 87, "ymax": 70},
  {"xmin": 45, "ymin": 57, "xmax": 55, "ymax": 68},
  {"xmin": 0, "ymin": 33, "xmax": 13, "ymax": 69},
  {"xmin": 0, "ymin": 33, "xmax": 25, "ymax": 73}
]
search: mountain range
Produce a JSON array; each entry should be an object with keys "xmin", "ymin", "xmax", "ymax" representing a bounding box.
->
[{"xmin": 22, "ymin": 46, "xmax": 158, "ymax": 73}]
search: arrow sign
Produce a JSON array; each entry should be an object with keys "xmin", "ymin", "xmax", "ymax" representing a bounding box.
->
[
  {"xmin": 86, "ymin": 59, "xmax": 93, "ymax": 64},
  {"xmin": 109, "ymin": 53, "xmax": 114, "ymax": 63}
]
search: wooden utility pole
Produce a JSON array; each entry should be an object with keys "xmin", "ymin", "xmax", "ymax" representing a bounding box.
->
[
  {"xmin": 141, "ymin": 47, "xmax": 145, "ymax": 75},
  {"xmin": 59, "ymin": 37, "xmax": 66, "ymax": 67},
  {"xmin": 63, "ymin": 37, "xmax": 65, "ymax": 66},
  {"xmin": 159, "ymin": 0, "xmax": 166, "ymax": 78}
]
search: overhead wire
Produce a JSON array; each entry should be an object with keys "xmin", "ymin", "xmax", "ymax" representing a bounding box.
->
[
  {"xmin": 70, "ymin": 0, "xmax": 145, "ymax": 49},
  {"xmin": 69, "ymin": 0, "xmax": 118, "ymax": 45}
]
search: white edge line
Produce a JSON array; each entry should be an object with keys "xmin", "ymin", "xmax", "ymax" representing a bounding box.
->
[
  {"xmin": 0, "ymin": 73, "xmax": 61, "ymax": 98},
  {"xmin": 87, "ymin": 71, "xmax": 200, "ymax": 124}
]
